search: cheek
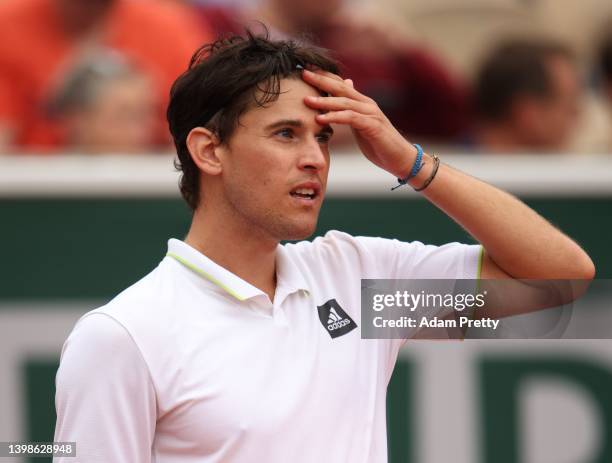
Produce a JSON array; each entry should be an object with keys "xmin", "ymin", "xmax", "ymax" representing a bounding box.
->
[
  {"xmin": 224, "ymin": 155, "xmax": 278, "ymax": 198},
  {"xmin": 236, "ymin": 148, "xmax": 291, "ymax": 183}
]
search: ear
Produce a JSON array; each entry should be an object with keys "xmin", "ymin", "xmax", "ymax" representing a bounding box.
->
[{"xmin": 186, "ymin": 127, "xmax": 224, "ymax": 176}]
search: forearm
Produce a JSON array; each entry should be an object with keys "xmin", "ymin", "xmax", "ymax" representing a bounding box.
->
[
  {"xmin": 298, "ymin": 70, "xmax": 594, "ymax": 280},
  {"xmin": 405, "ymin": 152, "xmax": 595, "ymax": 279}
]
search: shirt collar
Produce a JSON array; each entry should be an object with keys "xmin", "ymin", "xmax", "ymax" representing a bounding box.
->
[
  {"xmin": 166, "ymin": 239, "xmax": 310, "ymax": 301},
  {"xmin": 166, "ymin": 239, "xmax": 262, "ymax": 301},
  {"xmin": 275, "ymin": 244, "xmax": 311, "ymax": 298}
]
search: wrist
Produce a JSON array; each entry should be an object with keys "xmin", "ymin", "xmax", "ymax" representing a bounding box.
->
[
  {"xmin": 393, "ymin": 143, "xmax": 419, "ymax": 179},
  {"xmin": 390, "ymin": 143, "xmax": 425, "ymax": 191},
  {"xmin": 408, "ymin": 152, "xmax": 434, "ymax": 188},
  {"xmin": 389, "ymin": 143, "xmax": 441, "ymax": 192}
]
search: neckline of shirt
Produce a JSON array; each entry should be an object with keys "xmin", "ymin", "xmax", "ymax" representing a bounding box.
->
[{"xmin": 165, "ymin": 238, "xmax": 310, "ymax": 302}]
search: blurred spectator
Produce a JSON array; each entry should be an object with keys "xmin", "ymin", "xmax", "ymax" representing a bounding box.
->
[
  {"xmin": 472, "ymin": 39, "xmax": 581, "ymax": 153},
  {"xmin": 0, "ymin": 0, "xmax": 211, "ymax": 153},
  {"xmin": 599, "ymin": 31, "xmax": 612, "ymax": 106},
  {"xmin": 191, "ymin": 0, "xmax": 472, "ymax": 146},
  {"xmin": 566, "ymin": 30, "xmax": 612, "ymax": 154},
  {"xmin": 47, "ymin": 50, "xmax": 157, "ymax": 153}
]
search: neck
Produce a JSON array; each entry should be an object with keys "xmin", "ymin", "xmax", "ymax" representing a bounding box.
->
[{"xmin": 185, "ymin": 204, "xmax": 279, "ymax": 302}]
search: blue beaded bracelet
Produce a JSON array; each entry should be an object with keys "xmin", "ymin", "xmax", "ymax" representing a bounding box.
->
[{"xmin": 391, "ymin": 144, "xmax": 425, "ymax": 191}]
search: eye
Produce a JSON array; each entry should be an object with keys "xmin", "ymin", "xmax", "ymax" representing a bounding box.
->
[
  {"xmin": 275, "ymin": 128, "xmax": 294, "ymax": 139},
  {"xmin": 316, "ymin": 131, "xmax": 332, "ymax": 144}
]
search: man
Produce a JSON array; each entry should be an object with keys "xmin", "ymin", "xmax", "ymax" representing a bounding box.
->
[
  {"xmin": 601, "ymin": 31, "xmax": 612, "ymax": 103},
  {"xmin": 592, "ymin": 30, "xmax": 612, "ymax": 151},
  {"xmin": 48, "ymin": 49, "xmax": 158, "ymax": 153},
  {"xmin": 54, "ymin": 33, "xmax": 594, "ymax": 462},
  {"xmin": 472, "ymin": 39, "xmax": 581, "ymax": 153}
]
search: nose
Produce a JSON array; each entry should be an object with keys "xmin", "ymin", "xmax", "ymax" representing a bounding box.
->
[{"xmin": 297, "ymin": 138, "xmax": 328, "ymax": 172}]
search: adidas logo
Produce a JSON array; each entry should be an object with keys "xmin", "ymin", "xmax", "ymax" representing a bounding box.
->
[
  {"xmin": 317, "ymin": 299, "xmax": 357, "ymax": 339},
  {"xmin": 327, "ymin": 308, "xmax": 351, "ymax": 331}
]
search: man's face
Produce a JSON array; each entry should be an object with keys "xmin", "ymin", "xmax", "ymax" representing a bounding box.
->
[
  {"xmin": 68, "ymin": 74, "xmax": 156, "ymax": 153},
  {"xmin": 519, "ymin": 56, "xmax": 581, "ymax": 150},
  {"xmin": 213, "ymin": 77, "xmax": 333, "ymax": 242}
]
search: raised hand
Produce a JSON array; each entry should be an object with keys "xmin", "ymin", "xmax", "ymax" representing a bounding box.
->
[{"xmin": 301, "ymin": 68, "xmax": 418, "ymax": 179}]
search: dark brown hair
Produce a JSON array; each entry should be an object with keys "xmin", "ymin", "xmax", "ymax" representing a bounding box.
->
[
  {"xmin": 167, "ymin": 29, "xmax": 339, "ymax": 210},
  {"xmin": 474, "ymin": 39, "xmax": 574, "ymax": 121},
  {"xmin": 599, "ymin": 32, "xmax": 612, "ymax": 84}
]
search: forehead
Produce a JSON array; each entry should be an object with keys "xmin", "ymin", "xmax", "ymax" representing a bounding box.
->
[{"xmin": 240, "ymin": 78, "xmax": 323, "ymax": 127}]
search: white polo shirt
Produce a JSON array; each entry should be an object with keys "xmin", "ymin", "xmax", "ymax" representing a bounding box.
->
[{"xmin": 54, "ymin": 230, "xmax": 482, "ymax": 463}]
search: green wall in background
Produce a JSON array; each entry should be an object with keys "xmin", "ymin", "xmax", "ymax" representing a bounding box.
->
[{"xmin": 1, "ymin": 196, "xmax": 609, "ymax": 300}]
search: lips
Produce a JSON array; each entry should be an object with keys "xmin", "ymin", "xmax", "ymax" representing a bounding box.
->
[{"xmin": 289, "ymin": 181, "xmax": 321, "ymax": 201}]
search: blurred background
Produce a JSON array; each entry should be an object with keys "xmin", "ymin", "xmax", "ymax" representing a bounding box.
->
[{"xmin": 0, "ymin": 0, "xmax": 611, "ymax": 462}]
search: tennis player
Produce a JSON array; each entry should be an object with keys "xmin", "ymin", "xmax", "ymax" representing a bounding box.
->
[{"xmin": 53, "ymin": 32, "xmax": 595, "ymax": 462}]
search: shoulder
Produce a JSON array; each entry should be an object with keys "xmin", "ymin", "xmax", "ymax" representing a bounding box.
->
[
  {"xmin": 58, "ymin": 263, "xmax": 175, "ymax": 378},
  {"xmin": 76, "ymin": 259, "xmax": 180, "ymax": 341},
  {"xmin": 57, "ymin": 311, "xmax": 150, "ymax": 392},
  {"xmin": 62, "ymin": 311, "xmax": 135, "ymax": 359},
  {"xmin": 58, "ymin": 257, "xmax": 196, "ymax": 390}
]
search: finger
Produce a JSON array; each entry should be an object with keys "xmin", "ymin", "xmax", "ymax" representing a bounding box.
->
[
  {"xmin": 316, "ymin": 110, "xmax": 376, "ymax": 131},
  {"xmin": 303, "ymin": 95, "xmax": 375, "ymax": 115},
  {"xmin": 309, "ymin": 68, "xmax": 344, "ymax": 82},
  {"xmin": 312, "ymin": 70, "xmax": 356, "ymax": 91},
  {"xmin": 302, "ymin": 69, "xmax": 370, "ymax": 102}
]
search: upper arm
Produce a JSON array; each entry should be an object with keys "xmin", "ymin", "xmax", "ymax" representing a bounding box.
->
[
  {"xmin": 54, "ymin": 313, "xmax": 156, "ymax": 463},
  {"xmin": 480, "ymin": 249, "xmax": 513, "ymax": 279},
  {"xmin": 477, "ymin": 250, "xmax": 589, "ymax": 319}
]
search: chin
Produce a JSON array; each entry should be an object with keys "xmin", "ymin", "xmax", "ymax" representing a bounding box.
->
[{"xmin": 279, "ymin": 221, "xmax": 318, "ymax": 242}]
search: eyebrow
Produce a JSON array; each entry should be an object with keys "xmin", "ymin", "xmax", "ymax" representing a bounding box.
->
[
  {"xmin": 264, "ymin": 119, "xmax": 334, "ymax": 135},
  {"xmin": 265, "ymin": 119, "xmax": 302, "ymax": 131}
]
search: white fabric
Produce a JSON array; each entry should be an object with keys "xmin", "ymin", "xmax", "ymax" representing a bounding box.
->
[{"xmin": 54, "ymin": 230, "xmax": 481, "ymax": 463}]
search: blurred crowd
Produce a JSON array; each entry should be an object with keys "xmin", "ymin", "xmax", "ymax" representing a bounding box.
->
[{"xmin": 1, "ymin": 0, "xmax": 612, "ymax": 155}]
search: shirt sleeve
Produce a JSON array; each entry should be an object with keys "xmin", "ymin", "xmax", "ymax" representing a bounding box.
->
[
  {"xmin": 352, "ymin": 234, "xmax": 484, "ymax": 352},
  {"xmin": 354, "ymin": 235, "xmax": 483, "ymax": 280},
  {"xmin": 53, "ymin": 313, "xmax": 156, "ymax": 463}
]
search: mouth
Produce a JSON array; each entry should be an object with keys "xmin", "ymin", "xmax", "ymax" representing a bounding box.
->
[{"xmin": 289, "ymin": 182, "xmax": 321, "ymax": 202}]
